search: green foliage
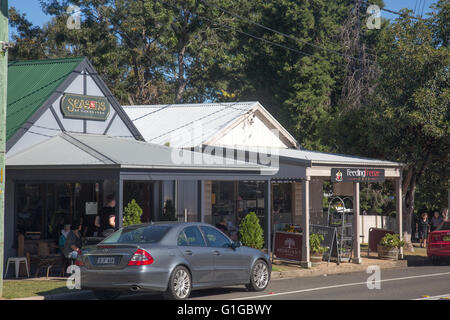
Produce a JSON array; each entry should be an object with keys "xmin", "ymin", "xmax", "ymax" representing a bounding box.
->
[
  {"xmin": 123, "ymin": 199, "xmax": 143, "ymax": 227},
  {"xmin": 239, "ymin": 212, "xmax": 264, "ymax": 249},
  {"xmin": 309, "ymin": 233, "xmax": 326, "ymax": 254},
  {"xmin": 379, "ymin": 234, "xmax": 405, "ymax": 248}
]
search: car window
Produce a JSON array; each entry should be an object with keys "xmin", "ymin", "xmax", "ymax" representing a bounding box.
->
[
  {"xmin": 184, "ymin": 226, "xmax": 206, "ymax": 247},
  {"xmin": 177, "ymin": 231, "xmax": 189, "ymax": 246},
  {"xmin": 437, "ymin": 221, "xmax": 450, "ymax": 231},
  {"xmin": 200, "ymin": 226, "xmax": 231, "ymax": 248},
  {"xmin": 102, "ymin": 225, "xmax": 171, "ymax": 244}
]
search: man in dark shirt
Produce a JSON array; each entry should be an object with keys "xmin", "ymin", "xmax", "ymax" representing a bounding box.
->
[{"xmin": 95, "ymin": 194, "xmax": 117, "ymax": 237}]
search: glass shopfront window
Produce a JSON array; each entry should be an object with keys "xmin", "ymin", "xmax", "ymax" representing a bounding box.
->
[
  {"xmin": 211, "ymin": 181, "xmax": 236, "ymax": 227},
  {"xmin": 17, "ymin": 182, "xmax": 100, "ymax": 241},
  {"xmin": 272, "ymin": 183, "xmax": 293, "ymax": 232},
  {"xmin": 238, "ymin": 181, "xmax": 266, "ymax": 231},
  {"xmin": 16, "ymin": 184, "xmax": 45, "ymax": 239}
]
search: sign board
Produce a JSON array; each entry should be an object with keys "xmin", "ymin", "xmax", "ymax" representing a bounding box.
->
[
  {"xmin": 331, "ymin": 168, "xmax": 385, "ymax": 183},
  {"xmin": 61, "ymin": 93, "xmax": 110, "ymax": 121},
  {"xmin": 85, "ymin": 202, "xmax": 98, "ymax": 215},
  {"xmin": 310, "ymin": 224, "xmax": 338, "ymax": 263},
  {"xmin": 273, "ymin": 231, "xmax": 302, "ymax": 263}
]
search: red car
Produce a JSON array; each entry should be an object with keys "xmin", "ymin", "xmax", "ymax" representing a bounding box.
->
[{"xmin": 427, "ymin": 220, "xmax": 450, "ymax": 264}]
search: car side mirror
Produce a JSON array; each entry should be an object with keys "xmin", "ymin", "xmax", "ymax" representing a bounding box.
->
[{"xmin": 231, "ymin": 241, "xmax": 242, "ymax": 250}]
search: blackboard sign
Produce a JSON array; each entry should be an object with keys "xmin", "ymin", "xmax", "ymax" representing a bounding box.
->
[{"xmin": 310, "ymin": 224, "xmax": 338, "ymax": 263}]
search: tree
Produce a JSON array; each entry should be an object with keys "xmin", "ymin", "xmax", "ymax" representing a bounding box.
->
[
  {"xmin": 239, "ymin": 212, "xmax": 264, "ymax": 249},
  {"xmin": 123, "ymin": 199, "xmax": 143, "ymax": 227},
  {"xmin": 328, "ymin": 3, "xmax": 449, "ymax": 247}
]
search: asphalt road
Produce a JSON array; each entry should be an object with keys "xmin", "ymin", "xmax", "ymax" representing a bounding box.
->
[{"xmin": 55, "ymin": 263, "xmax": 450, "ymax": 300}]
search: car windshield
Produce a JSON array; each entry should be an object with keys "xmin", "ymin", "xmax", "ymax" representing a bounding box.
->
[
  {"xmin": 437, "ymin": 221, "xmax": 450, "ymax": 231},
  {"xmin": 101, "ymin": 225, "xmax": 171, "ymax": 244}
]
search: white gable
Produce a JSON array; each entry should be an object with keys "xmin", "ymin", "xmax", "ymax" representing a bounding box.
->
[
  {"xmin": 211, "ymin": 112, "xmax": 289, "ymax": 148},
  {"xmin": 7, "ymin": 65, "xmax": 138, "ymax": 157}
]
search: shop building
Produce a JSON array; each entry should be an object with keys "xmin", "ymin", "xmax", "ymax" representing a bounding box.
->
[
  {"xmin": 123, "ymin": 102, "xmax": 405, "ymax": 266},
  {"xmin": 4, "ymin": 57, "xmax": 405, "ymax": 268},
  {"xmin": 3, "ymin": 58, "xmax": 270, "ymax": 265}
]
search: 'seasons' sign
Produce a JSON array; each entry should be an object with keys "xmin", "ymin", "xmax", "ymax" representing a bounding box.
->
[
  {"xmin": 331, "ymin": 168, "xmax": 385, "ymax": 183},
  {"xmin": 61, "ymin": 93, "xmax": 110, "ymax": 121}
]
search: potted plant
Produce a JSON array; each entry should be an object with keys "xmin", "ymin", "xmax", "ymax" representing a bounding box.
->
[
  {"xmin": 239, "ymin": 212, "xmax": 264, "ymax": 250},
  {"xmin": 377, "ymin": 233, "xmax": 405, "ymax": 260},
  {"xmin": 310, "ymin": 233, "xmax": 327, "ymax": 266}
]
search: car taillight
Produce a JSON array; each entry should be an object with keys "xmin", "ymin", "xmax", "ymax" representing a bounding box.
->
[{"xmin": 128, "ymin": 249, "xmax": 154, "ymax": 266}]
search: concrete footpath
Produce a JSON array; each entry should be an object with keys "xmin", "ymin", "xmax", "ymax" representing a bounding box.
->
[
  {"xmin": 271, "ymin": 255, "xmax": 408, "ymax": 279},
  {"xmin": 6, "ymin": 255, "xmax": 411, "ymax": 300}
]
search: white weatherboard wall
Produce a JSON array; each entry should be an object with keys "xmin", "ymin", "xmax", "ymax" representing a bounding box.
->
[
  {"xmin": 7, "ymin": 71, "xmax": 136, "ymax": 157},
  {"xmin": 213, "ymin": 113, "xmax": 289, "ymax": 149}
]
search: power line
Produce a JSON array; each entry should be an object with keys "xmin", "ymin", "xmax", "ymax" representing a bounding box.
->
[
  {"xmin": 155, "ymin": 0, "xmax": 371, "ymax": 68},
  {"xmin": 198, "ymin": 0, "xmax": 374, "ymax": 64},
  {"xmin": 362, "ymin": 0, "xmax": 425, "ymax": 20}
]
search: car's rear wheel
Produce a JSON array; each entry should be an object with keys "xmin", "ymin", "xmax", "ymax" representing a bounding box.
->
[
  {"xmin": 93, "ymin": 290, "xmax": 121, "ymax": 300},
  {"xmin": 164, "ymin": 266, "xmax": 192, "ymax": 300},
  {"xmin": 246, "ymin": 259, "xmax": 270, "ymax": 292}
]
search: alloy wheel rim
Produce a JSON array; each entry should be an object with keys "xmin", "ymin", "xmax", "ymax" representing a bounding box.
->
[
  {"xmin": 173, "ymin": 269, "xmax": 190, "ymax": 298},
  {"xmin": 253, "ymin": 262, "xmax": 268, "ymax": 289}
]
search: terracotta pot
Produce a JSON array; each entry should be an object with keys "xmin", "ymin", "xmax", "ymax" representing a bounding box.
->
[
  {"xmin": 377, "ymin": 244, "xmax": 399, "ymax": 260},
  {"xmin": 310, "ymin": 252, "xmax": 323, "ymax": 266}
]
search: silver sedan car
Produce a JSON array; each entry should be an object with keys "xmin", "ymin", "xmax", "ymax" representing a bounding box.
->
[{"xmin": 78, "ymin": 222, "xmax": 271, "ymax": 300}]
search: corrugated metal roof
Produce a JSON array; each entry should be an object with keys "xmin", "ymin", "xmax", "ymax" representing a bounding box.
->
[
  {"xmin": 278, "ymin": 148, "xmax": 402, "ymax": 166},
  {"xmin": 122, "ymin": 102, "xmax": 258, "ymax": 148},
  {"xmin": 7, "ymin": 57, "xmax": 85, "ymax": 141},
  {"xmin": 6, "ymin": 133, "xmax": 272, "ymax": 173},
  {"xmin": 234, "ymin": 146, "xmax": 402, "ymax": 167}
]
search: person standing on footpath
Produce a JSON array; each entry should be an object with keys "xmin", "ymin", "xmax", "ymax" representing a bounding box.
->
[
  {"xmin": 416, "ymin": 212, "xmax": 430, "ymax": 248},
  {"xmin": 430, "ymin": 211, "xmax": 443, "ymax": 232},
  {"xmin": 95, "ymin": 194, "xmax": 117, "ymax": 237}
]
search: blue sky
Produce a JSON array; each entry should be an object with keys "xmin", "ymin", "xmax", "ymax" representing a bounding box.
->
[{"xmin": 7, "ymin": 0, "xmax": 439, "ymax": 40}]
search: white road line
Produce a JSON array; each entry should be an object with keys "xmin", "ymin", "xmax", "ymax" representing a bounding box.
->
[
  {"xmin": 413, "ymin": 294, "xmax": 450, "ymax": 300},
  {"xmin": 232, "ymin": 271, "xmax": 450, "ymax": 300}
]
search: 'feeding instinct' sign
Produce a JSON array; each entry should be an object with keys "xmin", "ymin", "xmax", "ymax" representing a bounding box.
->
[
  {"xmin": 61, "ymin": 93, "xmax": 110, "ymax": 121},
  {"xmin": 331, "ymin": 168, "xmax": 385, "ymax": 183}
]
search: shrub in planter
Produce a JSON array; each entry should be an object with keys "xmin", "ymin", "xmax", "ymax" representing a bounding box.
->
[
  {"xmin": 310, "ymin": 233, "xmax": 327, "ymax": 266},
  {"xmin": 377, "ymin": 233, "xmax": 405, "ymax": 260},
  {"xmin": 123, "ymin": 199, "xmax": 143, "ymax": 227},
  {"xmin": 239, "ymin": 212, "xmax": 264, "ymax": 250}
]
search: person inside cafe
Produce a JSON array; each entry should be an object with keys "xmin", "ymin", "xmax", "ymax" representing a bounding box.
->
[
  {"xmin": 216, "ymin": 217, "xmax": 229, "ymax": 235},
  {"xmin": 95, "ymin": 194, "xmax": 117, "ymax": 237},
  {"xmin": 63, "ymin": 220, "xmax": 83, "ymax": 261}
]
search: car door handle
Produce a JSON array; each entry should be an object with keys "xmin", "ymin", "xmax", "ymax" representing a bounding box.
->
[
  {"xmin": 213, "ymin": 250, "xmax": 221, "ymax": 256},
  {"xmin": 185, "ymin": 250, "xmax": 193, "ymax": 255}
]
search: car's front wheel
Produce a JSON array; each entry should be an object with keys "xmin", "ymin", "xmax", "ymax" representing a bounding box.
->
[
  {"xmin": 93, "ymin": 290, "xmax": 121, "ymax": 300},
  {"xmin": 164, "ymin": 266, "xmax": 192, "ymax": 300},
  {"xmin": 246, "ymin": 260, "xmax": 270, "ymax": 292}
]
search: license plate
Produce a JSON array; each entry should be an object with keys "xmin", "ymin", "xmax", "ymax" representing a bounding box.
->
[
  {"xmin": 96, "ymin": 257, "xmax": 116, "ymax": 265},
  {"xmin": 443, "ymin": 236, "xmax": 450, "ymax": 242}
]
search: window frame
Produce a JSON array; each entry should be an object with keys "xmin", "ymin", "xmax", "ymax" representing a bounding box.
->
[{"xmin": 200, "ymin": 225, "xmax": 232, "ymax": 249}]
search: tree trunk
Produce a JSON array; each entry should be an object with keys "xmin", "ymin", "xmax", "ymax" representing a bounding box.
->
[{"xmin": 402, "ymin": 167, "xmax": 416, "ymax": 252}]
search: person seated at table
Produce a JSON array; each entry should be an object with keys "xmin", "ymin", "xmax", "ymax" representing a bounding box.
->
[
  {"xmin": 216, "ymin": 217, "xmax": 229, "ymax": 235},
  {"xmin": 58, "ymin": 224, "xmax": 71, "ymax": 254},
  {"xmin": 63, "ymin": 221, "xmax": 83, "ymax": 261}
]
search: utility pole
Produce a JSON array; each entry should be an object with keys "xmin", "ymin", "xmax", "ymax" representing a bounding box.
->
[{"xmin": 0, "ymin": 0, "xmax": 8, "ymax": 299}]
